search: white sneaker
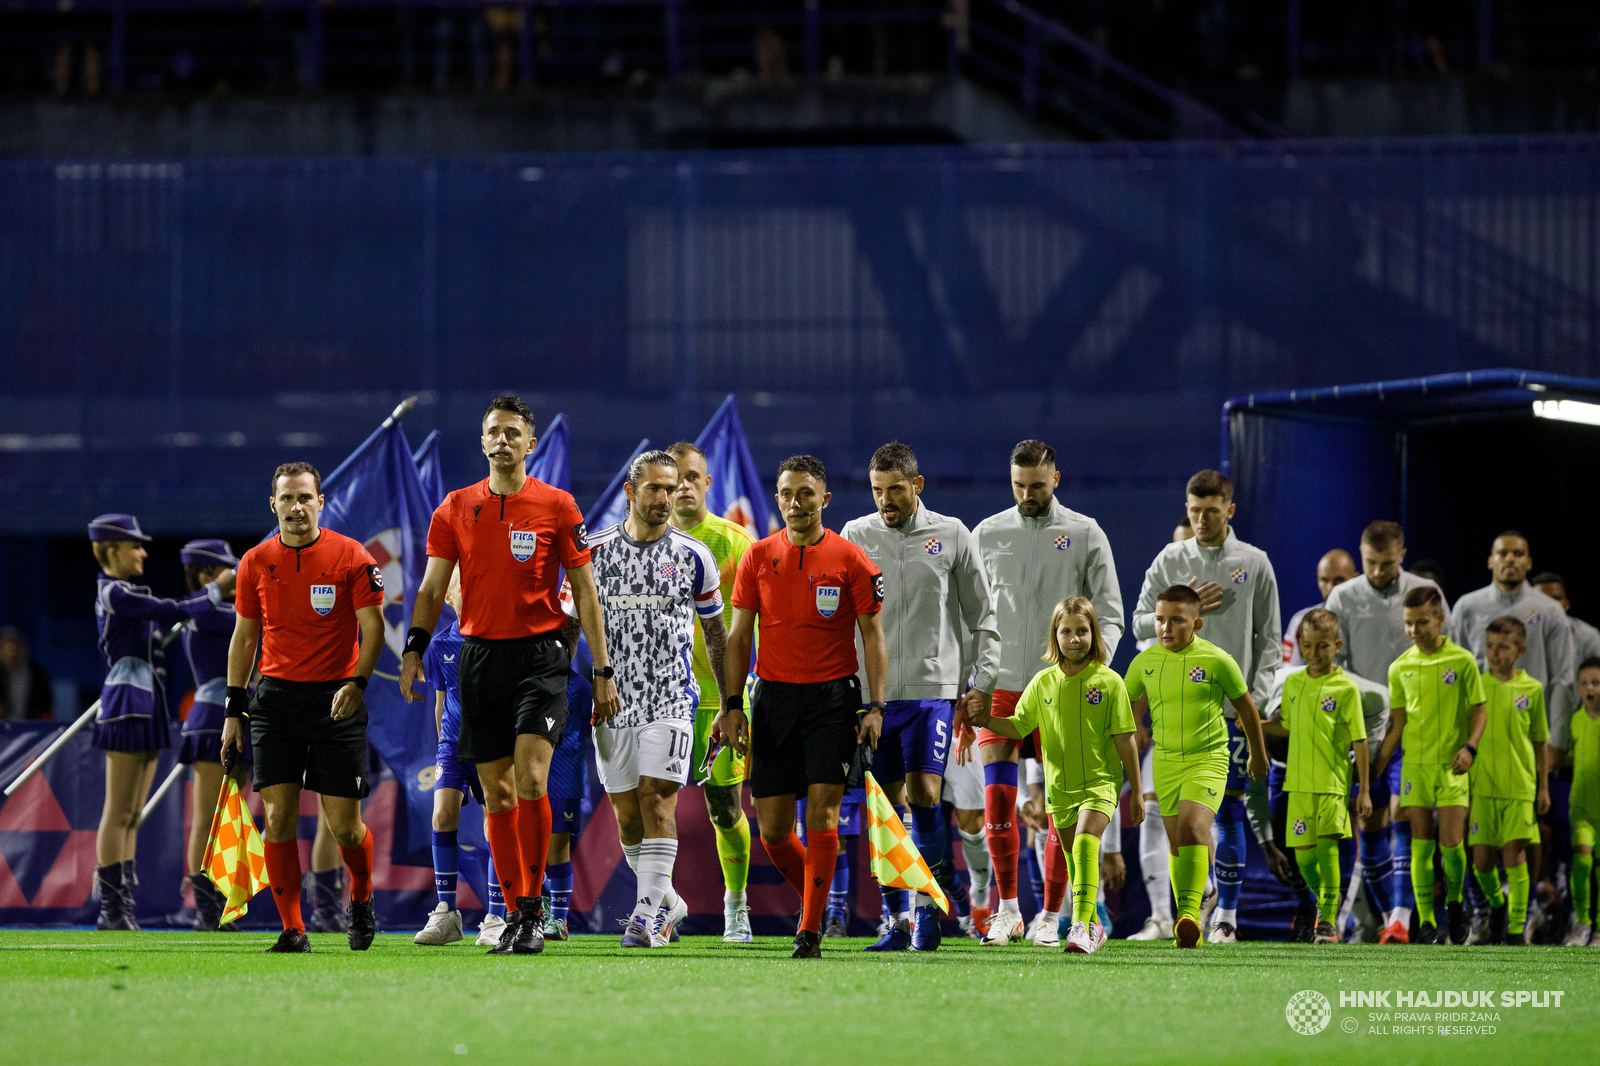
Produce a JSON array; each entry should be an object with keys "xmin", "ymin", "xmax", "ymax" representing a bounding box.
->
[
  {"xmin": 1031, "ymin": 919, "xmax": 1060, "ymax": 948},
  {"xmin": 1063, "ymin": 921, "xmax": 1095, "ymax": 954},
  {"xmin": 723, "ymin": 902, "xmax": 753, "ymax": 943},
  {"xmin": 1564, "ymin": 922, "xmax": 1592, "ymax": 947},
  {"xmin": 414, "ymin": 902, "xmax": 463, "ymax": 945},
  {"xmin": 1128, "ymin": 916, "xmax": 1173, "ymax": 941},
  {"xmin": 652, "ymin": 896, "xmax": 689, "ymax": 947},
  {"xmin": 1024, "ymin": 911, "xmax": 1053, "ymax": 941},
  {"xmin": 1206, "ymin": 920, "xmax": 1238, "ymax": 944},
  {"xmin": 1088, "ymin": 921, "xmax": 1108, "ymax": 951},
  {"xmin": 475, "ymin": 913, "xmax": 507, "ymax": 947},
  {"xmin": 981, "ymin": 908, "xmax": 1025, "ymax": 946}
]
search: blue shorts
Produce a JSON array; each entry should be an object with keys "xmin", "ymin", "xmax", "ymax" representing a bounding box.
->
[
  {"xmin": 435, "ymin": 737, "xmax": 482, "ymax": 799},
  {"xmin": 1268, "ymin": 761, "xmax": 1288, "ymax": 820},
  {"xmin": 1225, "ymin": 718, "xmax": 1250, "ymax": 793},
  {"xmin": 872, "ymin": 698, "xmax": 954, "ymax": 783},
  {"xmin": 547, "ymin": 716, "xmax": 588, "ymax": 836},
  {"xmin": 1352, "ymin": 745, "xmax": 1403, "ymax": 807}
]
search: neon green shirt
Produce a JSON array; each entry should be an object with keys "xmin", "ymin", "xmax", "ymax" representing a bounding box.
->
[
  {"xmin": 1125, "ymin": 637, "xmax": 1247, "ymax": 764},
  {"xmin": 1011, "ymin": 661, "xmax": 1136, "ymax": 808},
  {"xmin": 1387, "ymin": 636, "xmax": 1485, "ymax": 767},
  {"xmin": 1282, "ymin": 666, "xmax": 1367, "ymax": 795},
  {"xmin": 1568, "ymin": 708, "xmax": 1600, "ymax": 826},
  {"xmin": 1471, "ymin": 670, "xmax": 1547, "ymax": 801},
  {"xmin": 681, "ymin": 512, "xmax": 756, "ymax": 711}
]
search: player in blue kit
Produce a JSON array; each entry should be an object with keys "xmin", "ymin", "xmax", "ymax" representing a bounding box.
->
[{"xmin": 542, "ymin": 607, "xmax": 594, "ymax": 942}]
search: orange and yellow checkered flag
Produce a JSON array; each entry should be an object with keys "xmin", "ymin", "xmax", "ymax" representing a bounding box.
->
[
  {"xmin": 202, "ymin": 771, "xmax": 269, "ymax": 924},
  {"xmin": 863, "ymin": 771, "xmax": 948, "ymax": 914}
]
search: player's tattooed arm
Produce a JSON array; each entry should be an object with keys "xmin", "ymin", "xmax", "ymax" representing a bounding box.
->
[{"xmin": 701, "ymin": 612, "xmax": 728, "ymax": 706}]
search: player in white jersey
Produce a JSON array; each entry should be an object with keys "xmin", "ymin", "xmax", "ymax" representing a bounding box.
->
[
  {"xmin": 1283, "ymin": 550, "xmax": 1357, "ymax": 666},
  {"xmin": 584, "ymin": 450, "xmax": 727, "ymax": 948}
]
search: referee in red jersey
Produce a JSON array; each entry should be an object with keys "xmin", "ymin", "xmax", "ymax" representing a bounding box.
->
[
  {"xmin": 220, "ymin": 462, "xmax": 387, "ymax": 954},
  {"xmin": 716, "ymin": 454, "xmax": 887, "ymax": 958},
  {"xmin": 400, "ymin": 396, "xmax": 616, "ymax": 956}
]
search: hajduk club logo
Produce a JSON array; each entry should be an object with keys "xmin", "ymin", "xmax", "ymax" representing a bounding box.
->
[
  {"xmin": 660, "ymin": 562, "xmax": 677, "ymax": 579},
  {"xmin": 309, "ymin": 584, "xmax": 336, "ymax": 616},
  {"xmin": 1085, "ymin": 687, "xmax": 1103, "ymax": 705},
  {"xmin": 1054, "ymin": 534, "xmax": 1071, "ymax": 550},
  {"xmin": 1320, "ymin": 695, "xmax": 1338, "ymax": 713},
  {"xmin": 925, "ymin": 538, "xmax": 942, "ymax": 556},
  {"xmin": 1515, "ymin": 694, "xmax": 1531, "ymax": 711},
  {"xmin": 1231, "ymin": 568, "xmax": 1248, "ymax": 584},
  {"xmin": 1189, "ymin": 666, "xmax": 1207, "ymax": 683},
  {"xmin": 1286, "ymin": 990, "xmax": 1332, "ymax": 1035},
  {"xmin": 1443, "ymin": 669, "xmax": 1458, "ymax": 685}
]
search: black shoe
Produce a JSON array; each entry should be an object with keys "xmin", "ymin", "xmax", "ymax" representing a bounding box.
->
[
  {"xmin": 792, "ymin": 929, "xmax": 822, "ymax": 959},
  {"xmin": 1418, "ymin": 921, "xmax": 1438, "ymax": 944},
  {"xmin": 268, "ymin": 928, "xmax": 311, "ymax": 953},
  {"xmin": 487, "ymin": 909, "xmax": 522, "ymax": 954},
  {"xmin": 119, "ymin": 860, "xmax": 142, "ymax": 931},
  {"xmin": 1446, "ymin": 901, "xmax": 1468, "ymax": 945},
  {"xmin": 191, "ymin": 873, "xmax": 224, "ymax": 932},
  {"xmin": 346, "ymin": 898, "xmax": 377, "ymax": 951},
  {"xmin": 1291, "ymin": 901, "xmax": 1318, "ymax": 944},
  {"xmin": 1488, "ymin": 903, "xmax": 1509, "ymax": 945},
  {"xmin": 95, "ymin": 863, "xmax": 138, "ymax": 932},
  {"xmin": 823, "ymin": 914, "xmax": 848, "ymax": 938},
  {"xmin": 509, "ymin": 896, "xmax": 545, "ymax": 955}
]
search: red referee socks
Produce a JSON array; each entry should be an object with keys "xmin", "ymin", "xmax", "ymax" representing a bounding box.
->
[
  {"xmin": 764, "ymin": 830, "xmax": 808, "ymax": 899},
  {"xmin": 262, "ymin": 839, "xmax": 305, "ymax": 932},
  {"xmin": 516, "ymin": 796, "xmax": 552, "ymax": 903},
  {"xmin": 485, "ymin": 808, "xmax": 523, "ymax": 903},
  {"xmin": 984, "ymin": 782, "xmax": 1020, "ymax": 901},
  {"xmin": 802, "ymin": 829, "xmax": 838, "ymax": 935},
  {"xmin": 339, "ymin": 826, "xmax": 375, "ymax": 904},
  {"xmin": 1042, "ymin": 817, "xmax": 1069, "ymax": 914}
]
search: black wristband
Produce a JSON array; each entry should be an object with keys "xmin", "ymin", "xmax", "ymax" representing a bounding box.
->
[
  {"xmin": 1463, "ymin": 742, "xmax": 1477, "ymax": 757},
  {"xmin": 225, "ymin": 686, "xmax": 249, "ymax": 720},
  {"xmin": 865, "ymin": 701, "xmax": 887, "ymax": 713},
  {"xmin": 351, "ymin": 675, "xmax": 368, "ymax": 692},
  {"xmin": 404, "ymin": 626, "xmax": 431, "ymax": 657},
  {"xmin": 725, "ymin": 696, "xmax": 743, "ymax": 712}
]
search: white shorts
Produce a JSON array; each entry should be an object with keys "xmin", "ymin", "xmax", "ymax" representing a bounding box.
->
[
  {"xmin": 1024, "ymin": 757, "xmax": 1044, "ymax": 787},
  {"xmin": 941, "ymin": 749, "xmax": 984, "ymax": 810},
  {"xmin": 1140, "ymin": 747, "xmax": 1156, "ymax": 796},
  {"xmin": 595, "ymin": 720, "xmax": 695, "ymax": 793}
]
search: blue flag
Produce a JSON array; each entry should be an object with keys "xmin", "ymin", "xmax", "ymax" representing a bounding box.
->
[
  {"xmin": 585, "ymin": 438, "xmax": 650, "ymax": 531},
  {"xmin": 526, "ymin": 412, "xmax": 571, "ymax": 491},
  {"xmin": 695, "ymin": 394, "xmax": 777, "ymax": 538},
  {"xmin": 412, "ymin": 430, "xmax": 444, "ymax": 506}
]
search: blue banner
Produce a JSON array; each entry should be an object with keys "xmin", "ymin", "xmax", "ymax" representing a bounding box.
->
[
  {"xmin": 584, "ymin": 438, "xmax": 650, "ymax": 531},
  {"xmin": 695, "ymin": 395, "xmax": 778, "ymax": 539},
  {"xmin": 412, "ymin": 430, "xmax": 444, "ymax": 507},
  {"xmin": 526, "ymin": 412, "xmax": 571, "ymax": 491}
]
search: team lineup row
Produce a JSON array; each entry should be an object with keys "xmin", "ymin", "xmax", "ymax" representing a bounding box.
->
[{"xmin": 79, "ymin": 395, "xmax": 1600, "ymax": 956}]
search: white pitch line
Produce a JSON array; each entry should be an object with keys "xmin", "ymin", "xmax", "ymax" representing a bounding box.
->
[{"xmin": 0, "ymin": 941, "xmax": 278, "ymax": 949}]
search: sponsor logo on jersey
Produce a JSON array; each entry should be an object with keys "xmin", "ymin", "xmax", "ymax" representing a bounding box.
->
[
  {"xmin": 1320, "ymin": 695, "xmax": 1337, "ymax": 713},
  {"xmin": 1231, "ymin": 568, "xmax": 1248, "ymax": 584},
  {"xmin": 1515, "ymin": 693, "xmax": 1530, "ymax": 711},
  {"xmin": 816, "ymin": 585, "xmax": 841, "ymax": 618},
  {"xmin": 608, "ymin": 594, "xmax": 677, "ymax": 611},
  {"xmin": 510, "ymin": 529, "xmax": 538, "ymax": 562},
  {"xmin": 925, "ymin": 538, "xmax": 942, "ymax": 556},
  {"xmin": 1189, "ymin": 666, "xmax": 1207, "ymax": 683},
  {"xmin": 443, "ymin": 654, "xmax": 456, "ymax": 663},
  {"xmin": 659, "ymin": 562, "xmax": 677, "ymax": 579},
  {"xmin": 1085, "ymin": 687, "xmax": 1103, "ymax": 705},
  {"xmin": 1442, "ymin": 669, "xmax": 1458, "ymax": 684},
  {"xmin": 309, "ymin": 584, "xmax": 336, "ymax": 615},
  {"xmin": 1054, "ymin": 534, "xmax": 1070, "ymax": 550}
]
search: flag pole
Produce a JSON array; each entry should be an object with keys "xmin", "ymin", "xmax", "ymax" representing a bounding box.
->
[
  {"xmin": 383, "ymin": 395, "xmax": 419, "ymax": 428},
  {"xmin": 2, "ymin": 701, "xmax": 100, "ymax": 796},
  {"xmin": 137, "ymin": 761, "xmax": 188, "ymax": 827}
]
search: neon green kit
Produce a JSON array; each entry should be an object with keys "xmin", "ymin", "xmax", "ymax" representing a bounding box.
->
[
  {"xmin": 1125, "ymin": 637, "xmax": 1246, "ymax": 816},
  {"xmin": 1010, "ymin": 661, "xmax": 1135, "ymax": 821}
]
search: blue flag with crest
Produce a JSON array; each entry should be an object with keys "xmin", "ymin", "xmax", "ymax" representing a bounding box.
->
[{"xmin": 695, "ymin": 394, "xmax": 777, "ymax": 538}]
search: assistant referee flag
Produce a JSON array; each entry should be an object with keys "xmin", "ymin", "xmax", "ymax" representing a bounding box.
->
[
  {"xmin": 864, "ymin": 771, "xmax": 949, "ymax": 913},
  {"xmin": 202, "ymin": 772, "xmax": 269, "ymax": 925}
]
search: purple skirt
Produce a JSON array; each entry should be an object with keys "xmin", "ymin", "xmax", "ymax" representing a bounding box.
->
[
  {"xmin": 92, "ymin": 712, "xmax": 170, "ymax": 753},
  {"xmin": 179, "ymin": 730, "xmax": 251, "ymax": 765}
]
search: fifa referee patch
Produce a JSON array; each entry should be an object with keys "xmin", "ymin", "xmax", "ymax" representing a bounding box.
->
[{"xmin": 310, "ymin": 585, "xmax": 336, "ymax": 616}]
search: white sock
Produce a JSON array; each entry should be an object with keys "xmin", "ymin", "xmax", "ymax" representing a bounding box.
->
[
  {"xmin": 623, "ymin": 841, "xmax": 642, "ymax": 872},
  {"xmin": 632, "ymin": 838, "xmax": 678, "ymax": 919},
  {"xmin": 915, "ymin": 891, "xmax": 933, "ymax": 909},
  {"xmin": 724, "ymin": 888, "xmax": 747, "ymax": 907},
  {"xmin": 1038, "ymin": 910, "xmax": 1058, "ymax": 926},
  {"xmin": 1390, "ymin": 906, "xmax": 1412, "ymax": 927},
  {"xmin": 959, "ymin": 828, "xmax": 991, "ymax": 910},
  {"xmin": 662, "ymin": 880, "xmax": 680, "ymax": 910},
  {"xmin": 1000, "ymin": 896, "xmax": 1020, "ymax": 914},
  {"xmin": 1215, "ymin": 907, "xmax": 1237, "ymax": 926},
  {"xmin": 1140, "ymin": 799, "xmax": 1173, "ymax": 923}
]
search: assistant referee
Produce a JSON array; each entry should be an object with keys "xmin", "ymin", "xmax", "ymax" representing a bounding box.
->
[
  {"xmin": 220, "ymin": 462, "xmax": 387, "ymax": 954},
  {"xmin": 717, "ymin": 454, "xmax": 887, "ymax": 959}
]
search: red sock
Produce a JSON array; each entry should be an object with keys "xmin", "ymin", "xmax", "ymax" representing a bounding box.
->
[
  {"xmin": 764, "ymin": 831, "xmax": 807, "ymax": 899},
  {"xmin": 262, "ymin": 839, "xmax": 304, "ymax": 932},
  {"xmin": 1042, "ymin": 816, "xmax": 1069, "ymax": 913},
  {"xmin": 802, "ymin": 829, "xmax": 838, "ymax": 934},
  {"xmin": 485, "ymin": 808, "xmax": 524, "ymax": 905},
  {"xmin": 516, "ymin": 796, "xmax": 552, "ymax": 906},
  {"xmin": 984, "ymin": 782, "xmax": 1020, "ymax": 900},
  {"xmin": 339, "ymin": 826, "xmax": 375, "ymax": 903}
]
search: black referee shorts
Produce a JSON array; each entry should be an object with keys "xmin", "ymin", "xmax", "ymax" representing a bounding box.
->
[
  {"xmin": 458, "ymin": 633, "xmax": 569, "ymax": 763},
  {"xmin": 748, "ymin": 675, "xmax": 861, "ymax": 799},
  {"xmin": 249, "ymin": 677, "xmax": 370, "ymax": 798}
]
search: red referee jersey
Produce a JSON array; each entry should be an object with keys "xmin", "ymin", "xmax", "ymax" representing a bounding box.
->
[
  {"xmin": 731, "ymin": 528, "xmax": 882, "ymax": 684},
  {"xmin": 234, "ymin": 528, "xmax": 385, "ymax": 683},
  {"xmin": 425, "ymin": 475, "xmax": 592, "ymax": 639}
]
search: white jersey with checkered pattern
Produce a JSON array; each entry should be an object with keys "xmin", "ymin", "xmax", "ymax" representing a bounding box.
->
[{"xmin": 586, "ymin": 523, "xmax": 722, "ymax": 728}]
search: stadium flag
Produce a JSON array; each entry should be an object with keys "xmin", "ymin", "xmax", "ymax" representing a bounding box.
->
[
  {"xmin": 526, "ymin": 412, "xmax": 571, "ymax": 491},
  {"xmin": 412, "ymin": 430, "xmax": 444, "ymax": 505},
  {"xmin": 863, "ymin": 771, "xmax": 949, "ymax": 913},
  {"xmin": 584, "ymin": 438, "xmax": 650, "ymax": 531},
  {"xmin": 202, "ymin": 770, "xmax": 268, "ymax": 924},
  {"xmin": 694, "ymin": 394, "xmax": 778, "ymax": 538}
]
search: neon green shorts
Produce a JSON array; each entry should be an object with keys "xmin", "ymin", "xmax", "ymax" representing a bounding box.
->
[
  {"xmin": 1286, "ymin": 791, "xmax": 1352, "ymax": 845},
  {"xmin": 1048, "ymin": 787, "xmax": 1119, "ymax": 829},
  {"xmin": 1152, "ymin": 753, "xmax": 1228, "ymax": 817},
  {"xmin": 692, "ymin": 705, "xmax": 747, "ymax": 788},
  {"xmin": 1573, "ymin": 821, "xmax": 1597, "ymax": 849},
  {"xmin": 1469, "ymin": 796, "xmax": 1539, "ymax": 847},
  {"xmin": 1399, "ymin": 761, "xmax": 1469, "ymax": 810}
]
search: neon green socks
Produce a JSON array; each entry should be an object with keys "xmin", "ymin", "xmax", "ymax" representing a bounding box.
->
[
  {"xmin": 1441, "ymin": 842, "xmax": 1467, "ymax": 904},
  {"xmin": 715, "ymin": 814, "xmax": 752, "ymax": 895},
  {"xmin": 1506, "ymin": 862, "xmax": 1530, "ymax": 936},
  {"xmin": 1412, "ymin": 839, "xmax": 1438, "ymax": 925},
  {"xmin": 1472, "ymin": 866, "xmax": 1506, "ymax": 909},
  {"xmin": 1169, "ymin": 845, "xmax": 1209, "ymax": 922},
  {"xmin": 1315, "ymin": 837, "xmax": 1341, "ymax": 924},
  {"xmin": 1294, "ymin": 846, "xmax": 1322, "ymax": 903},
  {"xmin": 1574, "ymin": 852, "xmax": 1594, "ymax": 926},
  {"xmin": 1071, "ymin": 832, "xmax": 1101, "ymax": 925}
]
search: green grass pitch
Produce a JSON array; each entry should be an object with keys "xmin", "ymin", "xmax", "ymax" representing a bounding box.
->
[{"xmin": 1, "ymin": 930, "xmax": 1594, "ymax": 1065}]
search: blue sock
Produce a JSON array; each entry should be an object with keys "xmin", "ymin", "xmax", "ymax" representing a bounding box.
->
[
  {"xmin": 983, "ymin": 760, "xmax": 1018, "ymax": 788},
  {"xmin": 909, "ymin": 803, "xmax": 946, "ymax": 891},
  {"xmin": 827, "ymin": 850, "xmax": 851, "ymax": 921},
  {"xmin": 1026, "ymin": 843, "xmax": 1044, "ymax": 903},
  {"xmin": 1360, "ymin": 828, "xmax": 1394, "ymax": 916},
  {"xmin": 1392, "ymin": 821, "xmax": 1415, "ymax": 911},
  {"xmin": 486, "ymin": 856, "xmax": 506, "ymax": 919},
  {"xmin": 544, "ymin": 860, "xmax": 573, "ymax": 924},
  {"xmin": 1214, "ymin": 798, "xmax": 1246, "ymax": 914},
  {"xmin": 432, "ymin": 829, "xmax": 459, "ymax": 910}
]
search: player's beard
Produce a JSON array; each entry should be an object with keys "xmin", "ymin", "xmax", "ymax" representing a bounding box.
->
[{"xmin": 1017, "ymin": 497, "xmax": 1046, "ymax": 517}]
